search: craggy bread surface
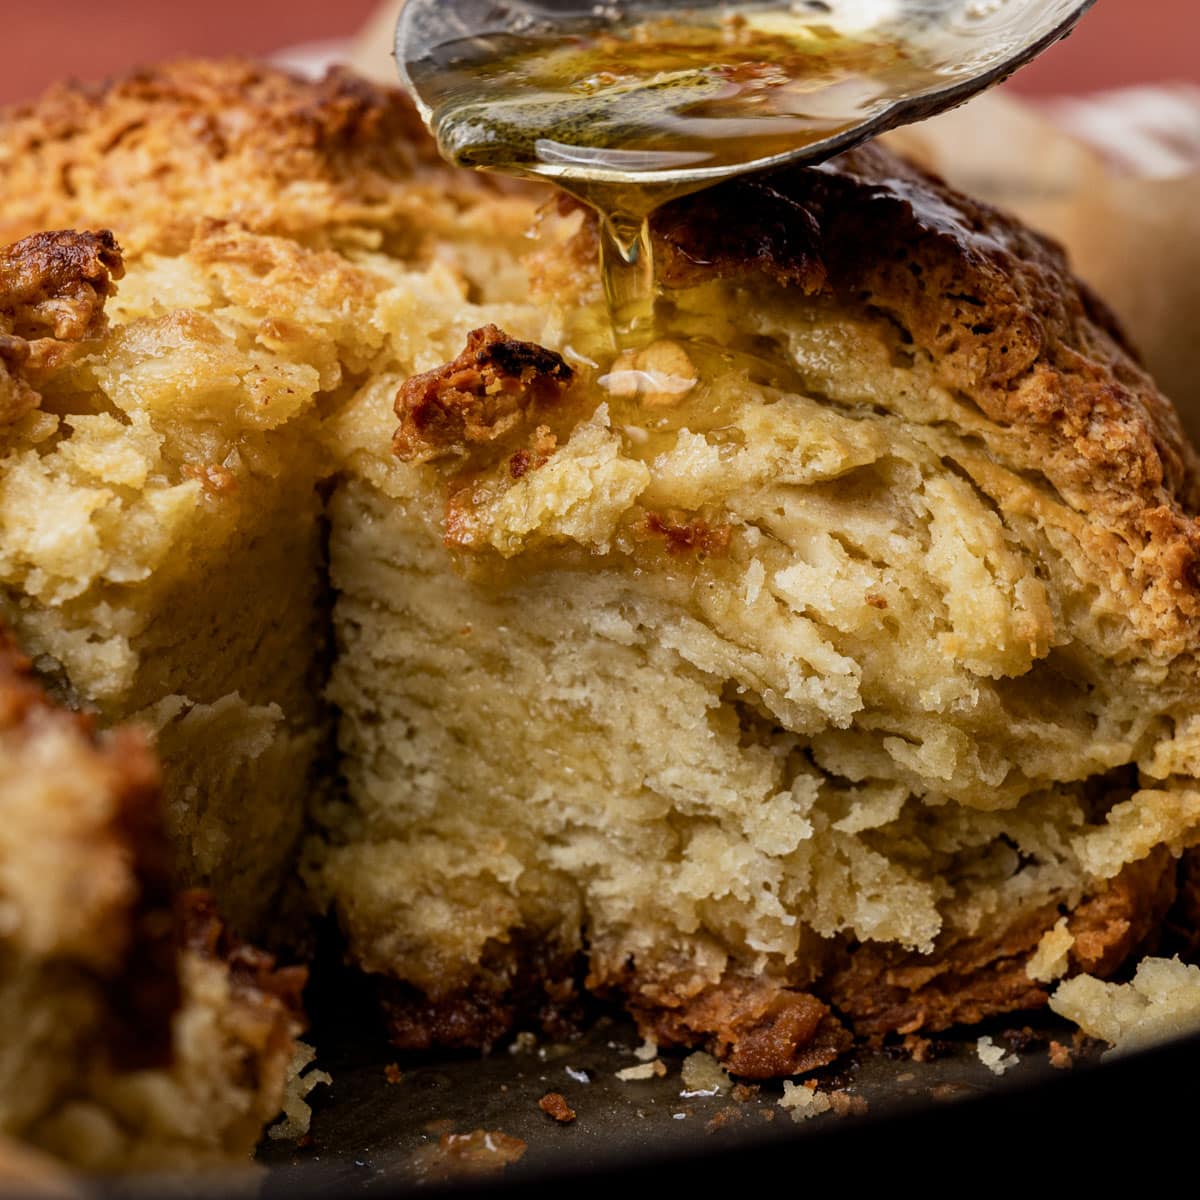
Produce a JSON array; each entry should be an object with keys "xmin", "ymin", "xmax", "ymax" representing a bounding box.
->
[
  {"xmin": 0, "ymin": 58, "xmax": 529, "ymax": 256},
  {"xmin": 339, "ymin": 116, "xmax": 1200, "ymax": 1064}
]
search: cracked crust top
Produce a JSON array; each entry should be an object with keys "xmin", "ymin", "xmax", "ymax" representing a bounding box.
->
[
  {"xmin": 0, "ymin": 60, "xmax": 491, "ymax": 253},
  {"xmin": 658, "ymin": 144, "xmax": 1200, "ymax": 502}
]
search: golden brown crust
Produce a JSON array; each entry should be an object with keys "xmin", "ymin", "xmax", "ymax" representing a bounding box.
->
[
  {"xmin": 822, "ymin": 915, "xmax": 1048, "ymax": 1038},
  {"xmin": 376, "ymin": 849, "xmax": 1174, "ymax": 1064},
  {"xmin": 375, "ymin": 842, "xmax": 1171, "ymax": 1068},
  {"xmin": 394, "ymin": 325, "xmax": 575, "ymax": 464},
  {"xmin": 0, "ymin": 60, "xmax": 534, "ymax": 260},
  {"xmin": 0, "ymin": 61, "xmax": 417, "ymax": 243},
  {"xmin": 822, "ymin": 851, "xmax": 1176, "ymax": 1037},
  {"xmin": 378, "ymin": 935, "xmax": 583, "ymax": 1053},
  {"xmin": 629, "ymin": 977, "xmax": 851, "ymax": 1079},
  {"xmin": 1066, "ymin": 847, "xmax": 1177, "ymax": 975},
  {"xmin": 0, "ymin": 229, "xmax": 123, "ymax": 425}
]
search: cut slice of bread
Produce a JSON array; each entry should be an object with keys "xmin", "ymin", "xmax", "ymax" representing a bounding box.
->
[{"xmin": 0, "ymin": 625, "xmax": 303, "ymax": 1169}]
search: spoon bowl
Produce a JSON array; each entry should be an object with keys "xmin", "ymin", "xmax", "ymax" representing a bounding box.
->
[{"xmin": 396, "ymin": 0, "xmax": 1097, "ymax": 188}]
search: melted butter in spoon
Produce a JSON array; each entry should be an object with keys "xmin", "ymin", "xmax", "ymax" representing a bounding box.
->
[
  {"xmin": 430, "ymin": 14, "xmax": 925, "ymax": 177},
  {"xmin": 412, "ymin": 8, "xmax": 942, "ymax": 348},
  {"xmin": 401, "ymin": 0, "xmax": 1097, "ymax": 360}
]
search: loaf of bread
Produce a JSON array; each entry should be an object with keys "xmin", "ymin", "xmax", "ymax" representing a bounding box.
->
[{"xmin": 1, "ymin": 58, "xmax": 1199, "ymax": 1165}]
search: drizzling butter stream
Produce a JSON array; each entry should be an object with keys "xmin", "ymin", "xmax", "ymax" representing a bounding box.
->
[
  {"xmin": 399, "ymin": 0, "xmax": 1098, "ymax": 352},
  {"xmin": 406, "ymin": 8, "xmax": 947, "ymax": 349}
]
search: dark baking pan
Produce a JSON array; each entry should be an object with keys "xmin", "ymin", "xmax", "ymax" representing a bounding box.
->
[{"xmin": 244, "ymin": 1005, "xmax": 1200, "ymax": 1198}]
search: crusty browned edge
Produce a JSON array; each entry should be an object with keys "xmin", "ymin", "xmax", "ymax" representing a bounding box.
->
[
  {"xmin": 0, "ymin": 229, "xmax": 123, "ymax": 425},
  {"xmin": 393, "ymin": 324, "xmax": 575, "ymax": 464},
  {"xmin": 822, "ymin": 850, "xmax": 1177, "ymax": 1039},
  {"xmin": 649, "ymin": 143, "xmax": 1200, "ymax": 642},
  {"xmin": 374, "ymin": 849, "xmax": 1178, "ymax": 1075},
  {"xmin": 623, "ymin": 977, "xmax": 852, "ymax": 1080},
  {"xmin": 0, "ymin": 60, "xmax": 456, "ymax": 252},
  {"xmin": 612, "ymin": 849, "xmax": 1175, "ymax": 1067},
  {"xmin": 0, "ymin": 229, "xmax": 123, "ymax": 341},
  {"xmin": 0, "ymin": 626, "xmax": 178, "ymax": 1069}
]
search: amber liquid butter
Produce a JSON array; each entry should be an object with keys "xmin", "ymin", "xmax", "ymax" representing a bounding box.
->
[{"xmin": 406, "ymin": 5, "xmax": 945, "ymax": 348}]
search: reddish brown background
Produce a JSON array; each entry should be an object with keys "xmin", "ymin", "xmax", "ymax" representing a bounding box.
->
[{"xmin": 1, "ymin": 0, "xmax": 1195, "ymax": 105}]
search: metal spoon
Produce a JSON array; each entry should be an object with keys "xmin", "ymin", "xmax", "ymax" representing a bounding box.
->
[{"xmin": 395, "ymin": 0, "xmax": 1098, "ymax": 188}]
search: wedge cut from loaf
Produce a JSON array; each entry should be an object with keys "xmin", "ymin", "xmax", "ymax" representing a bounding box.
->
[{"xmin": 0, "ymin": 623, "xmax": 304, "ymax": 1169}]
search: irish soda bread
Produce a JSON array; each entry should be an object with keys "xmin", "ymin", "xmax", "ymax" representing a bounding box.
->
[{"xmin": 1, "ymin": 57, "xmax": 1200, "ymax": 1164}]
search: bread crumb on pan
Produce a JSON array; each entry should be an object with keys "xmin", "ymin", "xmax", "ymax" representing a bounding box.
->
[
  {"xmin": 267, "ymin": 1042, "xmax": 332, "ymax": 1143},
  {"xmin": 976, "ymin": 1036, "xmax": 1019, "ymax": 1076},
  {"xmin": 537, "ymin": 1092, "xmax": 576, "ymax": 1123},
  {"xmin": 615, "ymin": 1060, "xmax": 668, "ymax": 1082},
  {"xmin": 1026, "ymin": 918, "xmax": 1076, "ymax": 984},
  {"xmin": 778, "ymin": 1081, "xmax": 832, "ymax": 1122},
  {"xmin": 680, "ymin": 1052, "xmax": 730, "ymax": 1097}
]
